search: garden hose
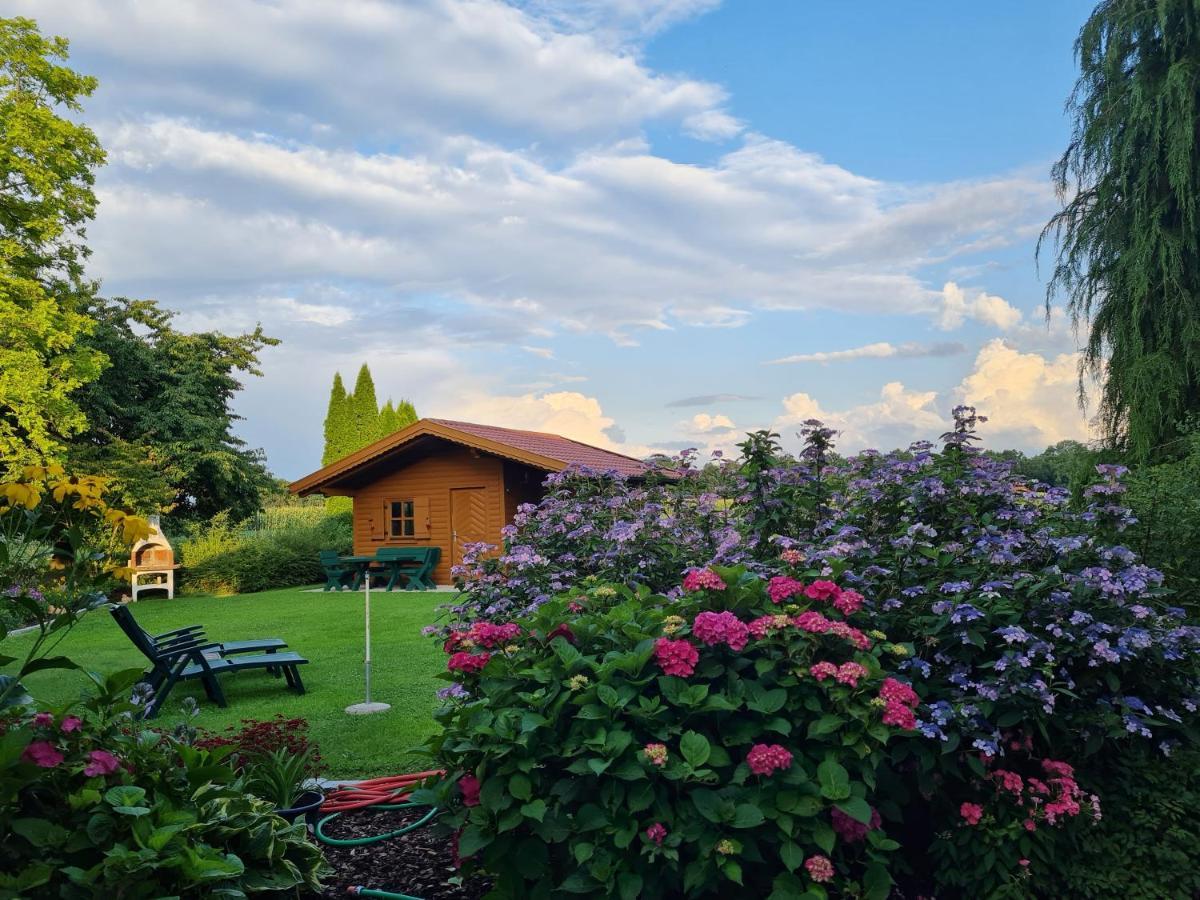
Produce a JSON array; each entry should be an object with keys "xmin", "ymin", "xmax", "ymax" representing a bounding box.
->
[
  {"xmin": 315, "ymin": 770, "xmax": 447, "ymax": 900},
  {"xmin": 347, "ymin": 888, "xmax": 423, "ymax": 900}
]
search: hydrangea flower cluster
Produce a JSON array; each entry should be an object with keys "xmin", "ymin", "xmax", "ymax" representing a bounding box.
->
[
  {"xmin": 691, "ymin": 610, "xmax": 749, "ymax": 651},
  {"xmin": 654, "ymin": 638, "xmax": 700, "ymax": 677},
  {"xmin": 879, "ymin": 677, "xmax": 920, "ymax": 730},
  {"xmin": 447, "ymin": 651, "xmax": 491, "ymax": 674},
  {"xmin": 746, "ymin": 743, "xmax": 793, "ymax": 776},
  {"xmin": 683, "ymin": 568, "xmax": 727, "ymax": 592}
]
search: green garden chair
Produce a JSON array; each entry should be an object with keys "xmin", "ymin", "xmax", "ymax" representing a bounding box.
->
[{"xmin": 319, "ymin": 550, "xmax": 356, "ymax": 591}]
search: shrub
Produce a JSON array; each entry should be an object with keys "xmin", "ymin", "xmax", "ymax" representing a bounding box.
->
[
  {"xmin": 421, "ymin": 568, "xmax": 914, "ymax": 899},
  {"xmin": 444, "ymin": 459, "xmax": 745, "ymax": 630},
  {"xmin": 0, "ymin": 675, "xmax": 328, "ymax": 897},
  {"xmin": 196, "ymin": 714, "xmax": 324, "ymax": 777},
  {"xmin": 178, "ymin": 506, "xmax": 352, "ymax": 594}
]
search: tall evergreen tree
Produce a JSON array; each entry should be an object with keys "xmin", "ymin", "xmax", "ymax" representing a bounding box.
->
[
  {"xmin": 350, "ymin": 363, "xmax": 379, "ymax": 449},
  {"xmin": 1041, "ymin": 0, "xmax": 1200, "ymax": 459},
  {"xmin": 322, "ymin": 372, "xmax": 349, "ymax": 464},
  {"xmin": 377, "ymin": 399, "xmax": 399, "ymax": 439},
  {"xmin": 396, "ymin": 398, "xmax": 418, "ymax": 428}
]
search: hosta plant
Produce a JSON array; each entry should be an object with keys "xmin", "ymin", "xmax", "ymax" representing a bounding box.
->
[{"xmin": 420, "ymin": 567, "xmax": 918, "ymax": 899}]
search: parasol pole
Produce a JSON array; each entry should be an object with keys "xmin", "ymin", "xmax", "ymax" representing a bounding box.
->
[{"xmin": 345, "ymin": 562, "xmax": 391, "ymax": 715}]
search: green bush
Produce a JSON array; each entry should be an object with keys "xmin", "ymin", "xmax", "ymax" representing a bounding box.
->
[
  {"xmin": 178, "ymin": 506, "xmax": 352, "ymax": 595},
  {"xmin": 0, "ymin": 672, "xmax": 329, "ymax": 897},
  {"xmin": 1039, "ymin": 747, "xmax": 1200, "ymax": 899},
  {"xmin": 420, "ymin": 568, "xmax": 914, "ymax": 899}
]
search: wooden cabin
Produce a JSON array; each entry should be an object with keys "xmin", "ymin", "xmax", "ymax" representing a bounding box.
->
[{"xmin": 289, "ymin": 418, "xmax": 655, "ymax": 586}]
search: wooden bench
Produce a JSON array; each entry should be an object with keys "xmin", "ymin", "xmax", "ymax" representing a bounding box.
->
[{"xmin": 372, "ymin": 546, "xmax": 441, "ymax": 591}]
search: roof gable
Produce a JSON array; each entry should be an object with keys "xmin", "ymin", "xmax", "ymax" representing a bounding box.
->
[{"xmin": 290, "ymin": 417, "xmax": 654, "ymax": 495}]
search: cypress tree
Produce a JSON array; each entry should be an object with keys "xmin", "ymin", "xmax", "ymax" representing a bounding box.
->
[
  {"xmin": 396, "ymin": 398, "xmax": 418, "ymax": 427},
  {"xmin": 1040, "ymin": 0, "xmax": 1200, "ymax": 459},
  {"xmin": 378, "ymin": 399, "xmax": 399, "ymax": 439},
  {"xmin": 321, "ymin": 372, "xmax": 349, "ymax": 465},
  {"xmin": 350, "ymin": 363, "xmax": 380, "ymax": 450}
]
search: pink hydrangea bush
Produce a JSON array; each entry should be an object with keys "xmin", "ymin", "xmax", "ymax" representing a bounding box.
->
[{"xmin": 424, "ymin": 566, "xmax": 912, "ymax": 898}]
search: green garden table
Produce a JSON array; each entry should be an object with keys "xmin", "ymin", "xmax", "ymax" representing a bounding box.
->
[{"xmin": 340, "ymin": 556, "xmax": 380, "ymax": 591}]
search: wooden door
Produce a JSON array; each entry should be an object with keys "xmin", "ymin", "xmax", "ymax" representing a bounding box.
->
[{"xmin": 450, "ymin": 487, "xmax": 489, "ymax": 567}]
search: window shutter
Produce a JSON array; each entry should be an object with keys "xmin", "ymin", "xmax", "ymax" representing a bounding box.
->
[
  {"xmin": 372, "ymin": 501, "xmax": 389, "ymax": 541},
  {"xmin": 413, "ymin": 496, "xmax": 430, "ymax": 538}
]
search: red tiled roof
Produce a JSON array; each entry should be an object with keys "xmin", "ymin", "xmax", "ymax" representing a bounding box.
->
[
  {"xmin": 426, "ymin": 419, "xmax": 652, "ymax": 477},
  {"xmin": 290, "ymin": 417, "xmax": 657, "ymax": 495}
]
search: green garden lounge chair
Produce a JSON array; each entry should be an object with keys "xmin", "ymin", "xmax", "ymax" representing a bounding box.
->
[
  {"xmin": 110, "ymin": 605, "xmax": 308, "ymax": 718},
  {"xmin": 320, "ymin": 549, "xmax": 356, "ymax": 591}
]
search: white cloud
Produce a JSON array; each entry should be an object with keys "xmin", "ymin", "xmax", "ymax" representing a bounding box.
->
[
  {"xmin": 18, "ymin": 0, "xmax": 733, "ymax": 146},
  {"xmin": 514, "ymin": 0, "xmax": 722, "ymax": 44},
  {"xmin": 269, "ymin": 297, "xmax": 355, "ymax": 326},
  {"xmin": 955, "ymin": 339, "xmax": 1093, "ymax": 450},
  {"xmin": 521, "ymin": 345, "xmax": 556, "ymax": 359},
  {"xmin": 688, "ymin": 413, "xmax": 736, "ymax": 433},
  {"xmin": 938, "ymin": 281, "xmax": 1023, "ymax": 331},
  {"xmin": 765, "ymin": 341, "xmax": 966, "ymax": 365},
  {"xmin": 774, "ymin": 382, "xmax": 944, "ymax": 453},
  {"xmin": 87, "ymin": 119, "xmax": 1049, "ymax": 344}
]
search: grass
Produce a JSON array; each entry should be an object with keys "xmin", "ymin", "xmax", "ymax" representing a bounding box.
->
[{"xmin": 2, "ymin": 586, "xmax": 452, "ymax": 778}]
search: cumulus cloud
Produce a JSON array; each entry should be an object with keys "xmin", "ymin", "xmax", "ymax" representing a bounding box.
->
[
  {"xmin": 955, "ymin": 339, "xmax": 1093, "ymax": 450},
  {"xmin": 938, "ymin": 281, "xmax": 1023, "ymax": 331},
  {"xmin": 687, "ymin": 413, "xmax": 736, "ymax": 433},
  {"xmin": 765, "ymin": 341, "xmax": 966, "ymax": 365},
  {"xmin": 774, "ymin": 383, "xmax": 944, "ymax": 453}
]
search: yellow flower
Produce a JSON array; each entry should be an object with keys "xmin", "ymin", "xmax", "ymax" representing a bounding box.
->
[
  {"xmin": 662, "ymin": 615, "xmax": 686, "ymax": 635},
  {"xmin": 716, "ymin": 840, "xmax": 736, "ymax": 856},
  {"xmin": 504, "ymin": 644, "xmax": 520, "ymax": 654},
  {"xmin": 2, "ymin": 482, "xmax": 42, "ymax": 509},
  {"xmin": 567, "ymin": 674, "xmax": 590, "ymax": 691},
  {"xmin": 869, "ymin": 629, "xmax": 888, "ymax": 640},
  {"xmin": 887, "ymin": 643, "xmax": 911, "ymax": 657}
]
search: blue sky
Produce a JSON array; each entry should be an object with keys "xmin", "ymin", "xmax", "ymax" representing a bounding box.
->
[{"xmin": 19, "ymin": 0, "xmax": 1099, "ymax": 477}]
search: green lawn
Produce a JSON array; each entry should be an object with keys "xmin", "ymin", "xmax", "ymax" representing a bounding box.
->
[{"xmin": 2, "ymin": 586, "xmax": 452, "ymax": 778}]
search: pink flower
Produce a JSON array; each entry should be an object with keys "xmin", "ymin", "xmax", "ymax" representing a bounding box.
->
[
  {"xmin": 60, "ymin": 716, "xmax": 82, "ymax": 734},
  {"xmin": 567, "ymin": 600, "xmax": 585, "ymax": 613},
  {"xmin": 1041, "ymin": 759, "xmax": 1074, "ymax": 778},
  {"xmin": 882, "ymin": 701, "xmax": 917, "ymax": 730},
  {"xmin": 447, "ymin": 651, "xmax": 491, "ymax": 674},
  {"xmin": 547, "ymin": 623, "xmax": 576, "ymax": 644},
  {"xmin": 804, "ymin": 855, "xmax": 834, "ymax": 883},
  {"xmin": 835, "ymin": 662, "xmax": 868, "ymax": 687},
  {"xmin": 748, "ymin": 614, "xmax": 790, "ymax": 638},
  {"xmin": 643, "ymin": 743, "xmax": 668, "ymax": 767},
  {"xmin": 879, "ymin": 678, "xmax": 919, "ymax": 708},
  {"xmin": 83, "ymin": 750, "xmax": 121, "ymax": 777},
  {"xmin": 793, "ymin": 611, "xmax": 831, "ymax": 633},
  {"xmin": 809, "ymin": 661, "xmax": 838, "ymax": 681},
  {"xmin": 960, "ymin": 802, "xmax": 983, "ymax": 826},
  {"xmin": 32, "ymin": 712, "xmax": 53, "ymax": 728},
  {"xmin": 993, "ymin": 769, "xmax": 1024, "ymax": 795},
  {"xmin": 692, "ymin": 611, "xmax": 749, "ymax": 652},
  {"xmin": 470, "ymin": 622, "xmax": 521, "ymax": 648},
  {"xmin": 1023, "ymin": 818, "xmax": 1037, "ymax": 832},
  {"xmin": 804, "ymin": 580, "xmax": 841, "ymax": 602},
  {"xmin": 826, "ymin": 621, "xmax": 872, "ymax": 649},
  {"xmin": 21, "ymin": 741, "xmax": 64, "ymax": 768},
  {"xmin": 682, "ymin": 569, "xmax": 727, "ymax": 592},
  {"xmin": 459, "ymin": 774, "xmax": 480, "ymax": 807},
  {"xmin": 1027, "ymin": 777, "xmax": 1050, "ymax": 796},
  {"xmin": 832, "ymin": 589, "xmax": 864, "ymax": 617},
  {"xmin": 831, "ymin": 806, "xmax": 881, "ymax": 843},
  {"xmin": 655, "ymin": 638, "xmax": 699, "ymax": 677},
  {"xmin": 645, "ymin": 823, "xmax": 667, "ymax": 846},
  {"xmin": 746, "ymin": 743, "xmax": 793, "ymax": 776},
  {"xmin": 780, "ymin": 549, "xmax": 804, "ymax": 565},
  {"xmin": 766, "ymin": 576, "xmax": 805, "ymax": 604}
]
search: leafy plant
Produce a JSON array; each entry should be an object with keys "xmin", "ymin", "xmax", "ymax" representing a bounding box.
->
[
  {"xmin": 244, "ymin": 746, "xmax": 319, "ymax": 809},
  {"xmin": 421, "ymin": 567, "xmax": 912, "ymax": 898},
  {"xmin": 0, "ymin": 680, "xmax": 328, "ymax": 897}
]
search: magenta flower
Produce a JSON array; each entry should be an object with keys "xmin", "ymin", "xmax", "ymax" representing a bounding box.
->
[
  {"xmin": 804, "ymin": 580, "xmax": 841, "ymax": 602},
  {"xmin": 682, "ymin": 568, "xmax": 726, "ymax": 592},
  {"xmin": 83, "ymin": 750, "xmax": 121, "ymax": 777},
  {"xmin": 60, "ymin": 716, "xmax": 82, "ymax": 733},
  {"xmin": 447, "ymin": 652, "xmax": 491, "ymax": 674},
  {"xmin": 459, "ymin": 774, "xmax": 481, "ymax": 807},
  {"xmin": 766, "ymin": 575, "xmax": 805, "ymax": 604},
  {"xmin": 691, "ymin": 611, "xmax": 749, "ymax": 652},
  {"xmin": 960, "ymin": 802, "xmax": 983, "ymax": 825},
  {"xmin": 834, "ymin": 661, "xmax": 868, "ymax": 687},
  {"xmin": 746, "ymin": 743, "xmax": 793, "ymax": 776},
  {"xmin": 654, "ymin": 638, "xmax": 699, "ymax": 677},
  {"xmin": 32, "ymin": 712, "xmax": 53, "ymax": 728},
  {"xmin": 645, "ymin": 822, "xmax": 667, "ymax": 846},
  {"xmin": 21, "ymin": 741, "xmax": 64, "ymax": 768},
  {"xmin": 809, "ymin": 661, "xmax": 838, "ymax": 681}
]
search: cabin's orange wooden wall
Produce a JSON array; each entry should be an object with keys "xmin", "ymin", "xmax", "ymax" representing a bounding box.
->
[{"xmin": 350, "ymin": 448, "xmax": 506, "ymax": 585}]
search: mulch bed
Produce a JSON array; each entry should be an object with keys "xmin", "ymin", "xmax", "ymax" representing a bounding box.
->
[{"xmin": 305, "ymin": 806, "xmax": 490, "ymax": 899}]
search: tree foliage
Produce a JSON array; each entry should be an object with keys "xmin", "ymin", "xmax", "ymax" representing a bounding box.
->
[
  {"xmin": 320, "ymin": 362, "xmax": 418, "ymax": 464},
  {"xmin": 1041, "ymin": 0, "xmax": 1200, "ymax": 459},
  {"xmin": 66, "ymin": 297, "xmax": 278, "ymax": 521},
  {"xmin": 0, "ymin": 17, "xmax": 106, "ymax": 468}
]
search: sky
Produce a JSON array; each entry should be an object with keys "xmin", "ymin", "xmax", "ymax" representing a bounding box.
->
[{"xmin": 17, "ymin": 0, "xmax": 1100, "ymax": 478}]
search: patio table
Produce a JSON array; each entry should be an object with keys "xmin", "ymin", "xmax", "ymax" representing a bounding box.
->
[{"xmin": 340, "ymin": 555, "xmax": 383, "ymax": 591}]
